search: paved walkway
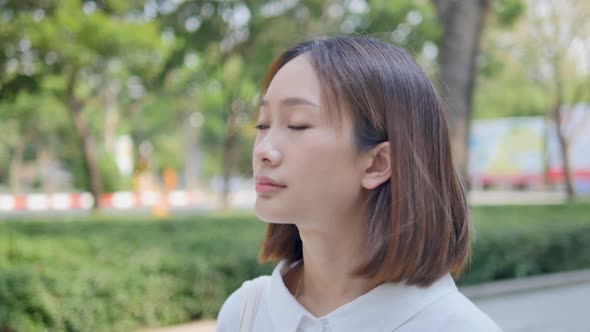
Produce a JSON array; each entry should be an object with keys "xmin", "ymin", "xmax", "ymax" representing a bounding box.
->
[
  {"xmin": 474, "ymin": 281, "xmax": 590, "ymax": 332},
  {"xmin": 138, "ymin": 320, "xmax": 216, "ymax": 332}
]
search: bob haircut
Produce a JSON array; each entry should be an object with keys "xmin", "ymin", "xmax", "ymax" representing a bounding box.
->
[{"xmin": 257, "ymin": 36, "xmax": 470, "ymax": 287}]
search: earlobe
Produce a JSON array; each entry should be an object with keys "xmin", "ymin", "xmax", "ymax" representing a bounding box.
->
[{"xmin": 361, "ymin": 141, "xmax": 392, "ymax": 190}]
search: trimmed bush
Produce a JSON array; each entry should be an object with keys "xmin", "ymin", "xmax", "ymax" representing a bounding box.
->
[
  {"xmin": 0, "ymin": 215, "xmax": 272, "ymax": 332},
  {"xmin": 461, "ymin": 222, "xmax": 590, "ymax": 284}
]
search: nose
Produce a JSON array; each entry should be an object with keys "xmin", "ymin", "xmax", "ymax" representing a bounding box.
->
[{"xmin": 253, "ymin": 133, "xmax": 282, "ymax": 167}]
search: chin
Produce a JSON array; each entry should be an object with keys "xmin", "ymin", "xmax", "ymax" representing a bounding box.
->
[
  {"xmin": 255, "ymin": 202, "xmax": 294, "ymax": 224},
  {"xmin": 254, "ymin": 211, "xmax": 291, "ymax": 224}
]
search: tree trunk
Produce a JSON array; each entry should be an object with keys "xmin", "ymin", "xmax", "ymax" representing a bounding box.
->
[
  {"xmin": 71, "ymin": 103, "xmax": 104, "ymax": 209},
  {"xmin": 433, "ymin": 0, "xmax": 490, "ymax": 186},
  {"xmin": 9, "ymin": 140, "xmax": 25, "ymax": 194},
  {"xmin": 103, "ymin": 82, "xmax": 120, "ymax": 154},
  {"xmin": 183, "ymin": 113, "xmax": 199, "ymax": 190},
  {"xmin": 550, "ymin": 47, "xmax": 576, "ymax": 201},
  {"xmin": 542, "ymin": 116, "xmax": 551, "ymax": 189},
  {"xmin": 553, "ymin": 104, "xmax": 575, "ymax": 201},
  {"xmin": 220, "ymin": 100, "xmax": 243, "ymax": 210},
  {"xmin": 66, "ymin": 68, "xmax": 103, "ymax": 210},
  {"xmin": 38, "ymin": 148, "xmax": 55, "ymax": 194}
]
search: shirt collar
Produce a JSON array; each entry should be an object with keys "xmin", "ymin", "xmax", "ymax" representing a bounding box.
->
[
  {"xmin": 267, "ymin": 260, "xmax": 308, "ymax": 332},
  {"xmin": 266, "ymin": 260, "xmax": 458, "ymax": 332},
  {"xmin": 324, "ymin": 273, "xmax": 457, "ymax": 331}
]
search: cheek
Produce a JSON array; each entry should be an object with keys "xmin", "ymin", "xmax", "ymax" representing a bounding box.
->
[{"xmin": 290, "ymin": 134, "xmax": 361, "ymax": 194}]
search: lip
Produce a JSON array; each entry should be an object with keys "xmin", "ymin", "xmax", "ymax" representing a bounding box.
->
[{"xmin": 255, "ymin": 176, "xmax": 286, "ymax": 193}]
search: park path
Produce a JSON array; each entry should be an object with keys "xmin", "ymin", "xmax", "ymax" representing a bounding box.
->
[
  {"xmin": 473, "ymin": 280, "xmax": 590, "ymax": 332},
  {"xmin": 138, "ymin": 320, "xmax": 216, "ymax": 332}
]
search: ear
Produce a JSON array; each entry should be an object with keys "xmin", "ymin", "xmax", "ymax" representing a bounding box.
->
[{"xmin": 361, "ymin": 141, "xmax": 392, "ymax": 190}]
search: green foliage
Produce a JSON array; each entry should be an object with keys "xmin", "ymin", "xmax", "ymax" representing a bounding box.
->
[
  {"xmin": 98, "ymin": 153, "xmax": 133, "ymax": 192},
  {"xmin": 0, "ymin": 0, "xmax": 167, "ymax": 194},
  {"xmin": 0, "ymin": 0, "xmax": 533, "ymax": 192},
  {"xmin": 0, "ymin": 215, "xmax": 273, "ymax": 331},
  {"xmin": 0, "ymin": 0, "xmax": 474, "ymax": 187},
  {"xmin": 366, "ymin": 0, "xmax": 440, "ymax": 53},
  {"xmin": 491, "ymin": 0, "xmax": 526, "ymax": 27},
  {"xmin": 474, "ymin": 0, "xmax": 546, "ymax": 119},
  {"xmin": 463, "ymin": 224, "xmax": 590, "ymax": 284},
  {"xmin": 0, "ymin": 91, "xmax": 68, "ymax": 143},
  {"xmin": 1, "ymin": 204, "xmax": 589, "ymax": 331},
  {"xmin": 474, "ymin": 67, "xmax": 548, "ymax": 118},
  {"xmin": 462, "ymin": 203, "xmax": 590, "ymax": 283}
]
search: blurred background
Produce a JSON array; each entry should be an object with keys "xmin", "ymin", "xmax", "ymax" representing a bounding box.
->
[{"xmin": 0, "ymin": 0, "xmax": 589, "ymax": 331}]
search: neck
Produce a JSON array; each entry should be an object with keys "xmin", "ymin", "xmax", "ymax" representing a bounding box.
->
[{"xmin": 293, "ymin": 210, "xmax": 379, "ymax": 317}]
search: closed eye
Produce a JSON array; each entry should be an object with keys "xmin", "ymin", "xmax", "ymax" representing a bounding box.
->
[
  {"xmin": 288, "ymin": 126, "xmax": 309, "ymax": 130},
  {"xmin": 255, "ymin": 125, "xmax": 309, "ymax": 131}
]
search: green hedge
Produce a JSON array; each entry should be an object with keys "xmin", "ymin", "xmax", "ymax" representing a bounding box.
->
[
  {"xmin": 461, "ymin": 222, "xmax": 590, "ymax": 284},
  {"xmin": 1, "ymin": 204, "xmax": 589, "ymax": 331},
  {"xmin": 0, "ymin": 215, "xmax": 272, "ymax": 332},
  {"xmin": 462, "ymin": 203, "xmax": 590, "ymax": 283}
]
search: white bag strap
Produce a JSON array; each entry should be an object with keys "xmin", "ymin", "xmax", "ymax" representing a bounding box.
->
[{"xmin": 239, "ymin": 276, "xmax": 267, "ymax": 332}]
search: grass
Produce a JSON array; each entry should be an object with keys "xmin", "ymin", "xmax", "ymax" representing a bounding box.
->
[{"xmin": 471, "ymin": 202, "xmax": 590, "ymax": 232}]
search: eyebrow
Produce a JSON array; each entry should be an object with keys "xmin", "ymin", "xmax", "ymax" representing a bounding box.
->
[{"xmin": 259, "ymin": 97, "xmax": 320, "ymax": 108}]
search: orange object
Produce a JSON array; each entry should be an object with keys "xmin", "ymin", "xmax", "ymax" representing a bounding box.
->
[{"xmin": 163, "ymin": 168, "xmax": 178, "ymax": 191}]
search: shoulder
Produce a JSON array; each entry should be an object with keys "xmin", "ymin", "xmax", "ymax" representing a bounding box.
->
[
  {"xmin": 216, "ymin": 285, "xmax": 242, "ymax": 332},
  {"xmin": 401, "ymin": 290, "xmax": 503, "ymax": 332},
  {"xmin": 216, "ymin": 275, "xmax": 271, "ymax": 332}
]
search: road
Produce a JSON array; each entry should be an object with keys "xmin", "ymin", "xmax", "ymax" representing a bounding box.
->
[
  {"xmin": 0, "ymin": 189, "xmax": 570, "ymax": 220},
  {"xmin": 473, "ymin": 281, "xmax": 590, "ymax": 332}
]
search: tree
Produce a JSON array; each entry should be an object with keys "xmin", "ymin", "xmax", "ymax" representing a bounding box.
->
[
  {"xmin": 1, "ymin": 0, "xmax": 164, "ymax": 208},
  {"xmin": 155, "ymin": 0, "xmax": 441, "ymax": 208},
  {"xmin": 522, "ymin": 0, "xmax": 590, "ymax": 200},
  {"xmin": 432, "ymin": 0, "xmax": 524, "ymax": 184},
  {"xmin": 0, "ymin": 92, "xmax": 69, "ymax": 193},
  {"xmin": 432, "ymin": 0, "xmax": 492, "ymax": 185},
  {"xmin": 2, "ymin": 0, "xmax": 500, "ymax": 209}
]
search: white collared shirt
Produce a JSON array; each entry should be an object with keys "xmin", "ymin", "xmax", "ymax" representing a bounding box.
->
[{"xmin": 217, "ymin": 260, "xmax": 502, "ymax": 332}]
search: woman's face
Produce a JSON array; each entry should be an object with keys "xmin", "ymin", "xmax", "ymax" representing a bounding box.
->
[{"xmin": 252, "ymin": 54, "xmax": 368, "ymax": 227}]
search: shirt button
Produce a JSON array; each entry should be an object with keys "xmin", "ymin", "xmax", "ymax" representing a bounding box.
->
[
  {"xmin": 311, "ymin": 320, "xmax": 320, "ymax": 329},
  {"xmin": 298, "ymin": 316, "xmax": 318, "ymax": 331}
]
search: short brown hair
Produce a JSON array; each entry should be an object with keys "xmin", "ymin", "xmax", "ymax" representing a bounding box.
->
[{"xmin": 257, "ymin": 37, "xmax": 470, "ymax": 287}]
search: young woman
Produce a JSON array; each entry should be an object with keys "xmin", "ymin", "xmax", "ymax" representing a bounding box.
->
[{"xmin": 217, "ymin": 36, "xmax": 502, "ymax": 332}]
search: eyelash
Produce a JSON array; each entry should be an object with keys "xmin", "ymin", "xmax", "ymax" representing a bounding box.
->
[{"xmin": 255, "ymin": 125, "xmax": 309, "ymax": 131}]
